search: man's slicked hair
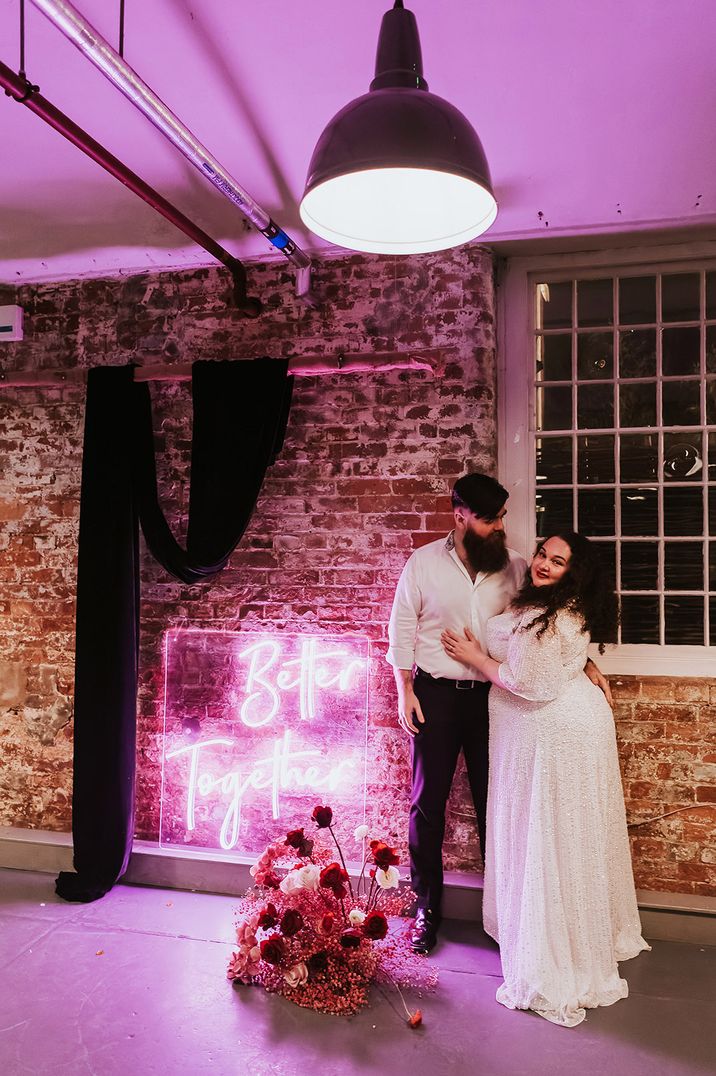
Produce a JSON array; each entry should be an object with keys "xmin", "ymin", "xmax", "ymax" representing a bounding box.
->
[{"xmin": 451, "ymin": 472, "xmax": 508, "ymax": 521}]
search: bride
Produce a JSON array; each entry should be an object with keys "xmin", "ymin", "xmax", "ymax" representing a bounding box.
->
[{"xmin": 442, "ymin": 532, "xmax": 649, "ymax": 1027}]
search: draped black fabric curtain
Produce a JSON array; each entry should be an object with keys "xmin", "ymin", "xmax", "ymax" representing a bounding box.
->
[{"xmin": 56, "ymin": 360, "xmax": 293, "ymax": 902}]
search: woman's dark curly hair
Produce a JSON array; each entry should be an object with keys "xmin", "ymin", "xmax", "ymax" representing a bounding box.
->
[{"xmin": 511, "ymin": 532, "xmax": 619, "ymax": 653}]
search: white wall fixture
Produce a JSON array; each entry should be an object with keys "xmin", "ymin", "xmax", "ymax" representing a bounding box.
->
[{"xmin": 0, "ymin": 305, "xmax": 23, "ymax": 342}]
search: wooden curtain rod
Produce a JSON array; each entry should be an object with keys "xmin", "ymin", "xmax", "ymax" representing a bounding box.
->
[{"xmin": 0, "ymin": 348, "xmax": 450, "ymax": 388}]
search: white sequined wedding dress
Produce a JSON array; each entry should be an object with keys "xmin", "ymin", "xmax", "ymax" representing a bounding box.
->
[{"xmin": 483, "ymin": 606, "xmax": 649, "ymax": 1027}]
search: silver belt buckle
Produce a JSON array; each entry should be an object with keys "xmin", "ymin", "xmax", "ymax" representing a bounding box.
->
[{"xmin": 456, "ymin": 679, "xmax": 475, "ymax": 690}]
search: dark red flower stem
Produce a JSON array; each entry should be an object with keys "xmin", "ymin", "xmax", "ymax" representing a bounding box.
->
[{"xmin": 328, "ymin": 824, "xmax": 355, "ymax": 901}]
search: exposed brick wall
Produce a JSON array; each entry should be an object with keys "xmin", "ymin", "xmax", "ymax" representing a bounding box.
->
[{"xmin": 0, "ymin": 248, "xmax": 714, "ymax": 896}]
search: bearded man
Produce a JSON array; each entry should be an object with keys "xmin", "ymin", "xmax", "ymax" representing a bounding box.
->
[{"xmin": 387, "ymin": 472, "xmax": 525, "ymax": 954}]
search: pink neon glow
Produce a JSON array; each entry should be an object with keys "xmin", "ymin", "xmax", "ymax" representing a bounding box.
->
[{"xmin": 159, "ymin": 629, "xmax": 370, "ymax": 858}]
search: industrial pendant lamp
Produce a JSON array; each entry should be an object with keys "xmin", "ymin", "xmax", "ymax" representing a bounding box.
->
[{"xmin": 299, "ymin": 0, "xmax": 497, "ymax": 255}]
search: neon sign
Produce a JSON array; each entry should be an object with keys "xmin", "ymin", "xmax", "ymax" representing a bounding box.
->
[{"xmin": 159, "ymin": 630, "xmax": 370, "ymax": 859}]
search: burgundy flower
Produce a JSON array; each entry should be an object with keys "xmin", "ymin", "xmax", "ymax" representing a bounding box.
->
[
  {"xmin": 257, "ymin": 902, "xmax": 278, "ymax": 930},
  {"xmin": 279, "ymin": 908, "xmax": 304, "ymax": 938},
  {"xmin": 317, "ymin": 912, "xmax": 335, "ymax": 936},
  {"xmin": 263, "ymin": 870, "xmax": 281, "ymax": 889},
  {"xmin": 370, "ymin": 840, "xmax": 400, "ymax": 870},
  {"xmin": 260, "ymin": 935, "xmax": 287, "ymax": 965},
  {"xmin": 285, "ymin": 828, "xmax": 305, "ymax": 849},
  {"xmin": 362, "ymin": 909, "xmax": 388, "ymax": 940},
  {"xmin": 319, "ymin": 862, "xmax": 349, "ymax": 899},
  {"xmin": 339, "ymin": 928, "xmax": 363, "ymax": 948},
  {"xmin": 311, "ymin": 805, "xmax": 333, "ymax": 829},
  {"xmin": 308, "ymin": 950, "xmax": 329, "ymax": 973}
]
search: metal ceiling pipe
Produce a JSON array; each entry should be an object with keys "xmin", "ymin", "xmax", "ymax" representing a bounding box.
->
[
  {"xmin": 1, "ymin": 59, "xmax": 261, "ymax": 316},
  {"xmin": 30, "ymin": 0, "xmax": 315, "ymax": 305}
]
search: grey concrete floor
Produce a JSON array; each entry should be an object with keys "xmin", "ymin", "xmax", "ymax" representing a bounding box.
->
[{"xmin": 0, "ymin": 868, "xmax": 714, "ymax": 1076}]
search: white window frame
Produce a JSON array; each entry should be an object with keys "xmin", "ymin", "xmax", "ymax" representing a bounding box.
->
[{"xmin": 497, "ymin": 239, "xmax": 716, "ymax": 677}]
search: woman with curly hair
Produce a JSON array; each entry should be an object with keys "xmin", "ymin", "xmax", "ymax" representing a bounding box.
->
[{"xmin": 442, "ymin": 532, "xmax": 649, "ymax": 1027}]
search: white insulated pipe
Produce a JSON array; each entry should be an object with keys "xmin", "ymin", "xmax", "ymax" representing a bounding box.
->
[{"xmin": 31, "ymin": 0, "xmax": 313, "ymax": 281}]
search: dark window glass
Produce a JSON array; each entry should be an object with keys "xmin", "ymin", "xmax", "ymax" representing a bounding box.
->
[
  {"xmin": 709, "ymin": 542, "xmax": 716, "ymax": 590},
  {"xmin": 619, "ymin": 382, "xmax": 656, "ymax": 428},
  {"xmin": 707, "ymin": 272, "xmax": 716, "ymax": 320},
  {"xmin": 662, "ymin": 381, "xmax": 700, "ymax": 426},
  {"xmin": 662, "ymin": 273, "xmax": 700, "ymax": 322},
  {"xmin": 536, "ymin": 437, "xmax": 572, "ymax": 484},
  {"xmin": 536, "ymin": 490, "xmax": 573, "ymax": 536},
  {"xmin": 577, "ymin": 384, "xmax": 613, "ymax": 429},
  {"xmin": 577, "ymin": 333, "xmax": 613, "ymax": 380},
  {"xmin": 578, "ymin": 489, "xmax": 615, "ymax": 536},
  {"xmin": 663, "ymin": 433, "xmax": 704, "ymax": 482},
  {"xmin": 577, "ymin": 435, "xmax": 614, "ymax": 484},
  {"xmin": 664, "ymin": 596, "xmax": 704, "ymax": 645},
  {"xmin": 620, "ymin": 434, "xmax": 657, "ymax": 482},
  {"xmin": 595, "ymin": 541, "xmax": 617, "ymax": 590},
  {"xmin": 536, "ymin": 386, "xmax": 572, "ymax": 431},
  {"xmin": 707, "ymin": 326, "xmax": 716, "ymax": 374},
  {"xmin": 662, "ymin": 326, "xmax": 700, "ymax": 376},
  {"xmin": 710, "ymin": 598, "xmax": 716, "ymax": 645},
  {"xmin": 664, "ymin": 541, "xmax": 704, "ymax": 591},
  {"xmin": 663, "ymin": 487, "xmax": 703, "ymax": 536},
  {"xmin": 619, "ymin": 329, "xmax": 656, "ymax": 378},
  {"xmin": 621, "ymin": 488, "xmax": 658, "ymax": 536},
  {"xmin": 540, "ymin": 281, "xmax": 572, "ymax": 329},
  {"xmin": 619, "ymin": 276, "xmax": 656, "ymax": 325},
  {"xmin": 539, "ymin": 334, "xmax": 572, "ymax": 380},
  {"xmin": 621, "ymin": 541, "xmax": 658, "ymax": 590},
  {"xmin": 577, "ymin": 279, "xmax": 613, "ymax": 327},
  {"xmin": 621, "ymin": 596, "xmax": 660, "ymax": 643}
]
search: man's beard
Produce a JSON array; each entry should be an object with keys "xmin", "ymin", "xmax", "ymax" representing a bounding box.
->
[{"xmin": 463, "ymin": 528, "xmax": 509, "ymax": 574}]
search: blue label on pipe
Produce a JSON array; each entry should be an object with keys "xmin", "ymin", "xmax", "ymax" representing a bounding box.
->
[{"xmin": 269, "ymin": 230, "xmax": 290, "ymax": 250}]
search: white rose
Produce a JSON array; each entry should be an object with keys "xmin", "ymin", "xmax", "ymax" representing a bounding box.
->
[
  {"xmin": 279, "ymin": 870, "xmax": 302, "ymax": 895},
  {"xmin": 375, "ymin": 866, "xmax": 400, "ymax": 890},
  {"xmin": 354, "ymin": 824, "xmax": 370, "ymax": 840},
  {"xmin": 283, "ymin": 962, "xmax": 309, "ymax": 989},
  {"xmin": 296, "ymin": 864, "xmax": 320, "ymax": 891},
  {"xmin": 349, "ymin": 908, "xmax": 366, "ymax": 926}
]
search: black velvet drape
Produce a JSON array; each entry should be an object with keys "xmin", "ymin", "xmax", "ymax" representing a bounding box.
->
[{"xmin": 56, "ymin": 359, "xmax": 293, "ymax": 902}]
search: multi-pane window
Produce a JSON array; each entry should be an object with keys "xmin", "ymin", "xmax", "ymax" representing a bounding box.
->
[{"xmin": 534, "ymin": 270, "xmax": 716, "ymax": 646}]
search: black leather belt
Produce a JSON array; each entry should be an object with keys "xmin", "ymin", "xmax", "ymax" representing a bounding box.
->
[{"xmin": 415, "ymin": 667, "xmax": 486, "ymax": 691}]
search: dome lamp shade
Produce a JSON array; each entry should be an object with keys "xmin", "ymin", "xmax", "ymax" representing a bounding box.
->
[{"xmin": 299, "ymin": 1, "xmax": 497, "ymax": 255}]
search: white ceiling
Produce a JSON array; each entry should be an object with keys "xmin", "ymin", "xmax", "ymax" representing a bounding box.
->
[{"xmin": 1, "ymin": 0, "xmax": 715, "ymax": 284}]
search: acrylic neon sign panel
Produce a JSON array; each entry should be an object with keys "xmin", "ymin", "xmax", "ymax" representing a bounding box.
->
[{"xmin": 159, "ymin": 629, "xmax": 370, "ymax": 859}]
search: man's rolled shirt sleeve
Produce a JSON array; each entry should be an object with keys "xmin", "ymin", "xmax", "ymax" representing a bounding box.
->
[{"xmin": 386, "ymin": 559, "xmax": 420, "ymax": 669}]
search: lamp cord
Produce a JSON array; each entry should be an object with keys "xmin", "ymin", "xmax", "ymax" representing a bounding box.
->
[
  {"xmin": 627, "ymin": 803, "xmax": 712, "ymax": 829},
  {"xmin": 18, "ymin": 0, "xmax": 26, "ymax": 79},
  {"xmin": 119, "ymin": 0, "xmax": 125, "ymax": 57}
]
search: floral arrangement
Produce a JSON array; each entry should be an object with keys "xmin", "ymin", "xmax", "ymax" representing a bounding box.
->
[{"xmin": 227, "ymin": 805, "xmax": 436, "ymax": 1023}]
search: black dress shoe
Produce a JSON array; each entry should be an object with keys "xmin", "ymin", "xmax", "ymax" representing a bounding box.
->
[{"xmin": 411, "ymin": 908, "xmax": 441, "ymax": 954}]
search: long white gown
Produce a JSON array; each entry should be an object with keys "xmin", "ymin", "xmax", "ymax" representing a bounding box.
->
[{"xmin": 483, "ymin": 606, "xmax": 649, "ymax": 1027}]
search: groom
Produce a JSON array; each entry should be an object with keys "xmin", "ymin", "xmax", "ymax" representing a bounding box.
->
[{"xmin": 387, "ymin": 472, "xmax": 607, "ymax": 953}]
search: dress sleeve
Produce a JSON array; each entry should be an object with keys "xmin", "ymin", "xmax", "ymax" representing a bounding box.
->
[{"xmin": 497, "ymin": 610, "xmax": 583, "ymax": 702}]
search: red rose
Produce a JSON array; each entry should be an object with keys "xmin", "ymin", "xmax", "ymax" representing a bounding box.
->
[
  {"xmin": 285, "ymin": 828, "xmax": 305, "ymax": 849},
  {"xmin": 311, "ymin": 805, "xmax": 333, "ymax": 828},
  {"xmin": 370, "ymin": 840, "xmax": 400, "ymax": 870},
  {"xmin": 260, "ymin": 935, "xmax": 287, "ymax": 965},
  {"xmin": 263, "ymin": 870, "xmax": 281, "ymax": 889},
  {"xmin": 362, "ymin": 909, "xmax": 388, "ymax": 940},
  {"xmin": 319, "ymin": 863, "xmax": 349, "ymax": 899},
  {"xmin": 317, "ymin": 913, "xmax": 335, "ymax": 936},
  {"xmin": 279, "ymin": 908, "xmax": 304, "ymax": 937},
  {"xmin": 258, "ymin": 902, "xmax": 278, "ymax": 930},
  {"xmin": 339, "ymin": 928, "xmax": 363, "ymax": 948}
]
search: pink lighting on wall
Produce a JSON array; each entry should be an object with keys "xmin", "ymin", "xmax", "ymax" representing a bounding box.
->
[{"xmin": 160, "ymin": 630, "xmax": 370, "ymax": 858}]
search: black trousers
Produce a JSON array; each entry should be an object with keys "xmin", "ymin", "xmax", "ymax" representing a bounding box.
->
[{"xmin": 409, "ymin": 674, "xmax": 490, "ymax": 911}]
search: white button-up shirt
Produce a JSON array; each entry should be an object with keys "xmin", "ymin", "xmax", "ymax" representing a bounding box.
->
[{"xmin": 386, "ymin": 533, "xmax": 527, "ymax": 682}]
